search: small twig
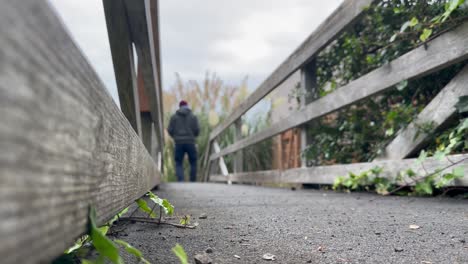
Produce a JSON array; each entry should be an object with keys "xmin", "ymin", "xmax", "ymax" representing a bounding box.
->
[
  {"xmin": 119, "ymin": 217, "xmax": 197, "ymax": 229},
  {"xmin": 420, "ymin": 161, "xmax": 429, "ymax": 175},
  {"xmin": 148, "ymin": 203, "xmax": 157, "ymax": 219},
  {"xmin": 128, "ymin": 207, "xmax": 139, "ymax": 218},
  {"xmin": 445, "ymin": 155, "xmax": 456, "ymax": 165},
  {"xmin": 159, "ymin": 206, "xmax": 163, "ymax": 224}
]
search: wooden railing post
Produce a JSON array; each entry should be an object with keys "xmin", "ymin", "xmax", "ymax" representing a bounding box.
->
[
  {"xmin": 103, "ymin": 0, "xmax": 142, "ymax": 137},
  {"xmin": 202, "ymin": 140, "xmax": 213, "ymax": 182},
  {"xmin": 300, "ymin": 59, "xmax": 318, "ymax": 168},
  {"xmin": 233, "ymin": 119, "xmax": 244, "ymax": 173}
]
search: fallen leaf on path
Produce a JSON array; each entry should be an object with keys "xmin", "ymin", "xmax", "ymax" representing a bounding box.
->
[
  {"xmin": 409, "ymin": 225, "xmax": 421, "ymax": 230},
  {"xmin": 234, "ymin": 255, "xmax": 241, "ymax": 259},
  {"xmin": 262, "ymin": 253, "xmax": 276, "ymax": 261},
  {"xmin": 421, "ymin": 261, "xmax": 432, "ymax": 264}
]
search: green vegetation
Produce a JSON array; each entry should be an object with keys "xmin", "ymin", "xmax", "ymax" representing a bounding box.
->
[
  {"xmin": 53, "ymin": 192, "xmax": 175, "ymax": 264},
  {"xmin": 301, "ymin": 0, "xmax": 468, "ymax": 166},
  {"xmin": 172, "ymin": 244, "xmax": 189, "ymax": 264},
  {"xmin": 333, "ymin": 98, "xmax": 467, "ymax": 196}
]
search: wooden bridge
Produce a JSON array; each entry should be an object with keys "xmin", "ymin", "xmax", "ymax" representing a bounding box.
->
[{"xmin": 0, "ymin": 0, "xmax": 467, "ymax": 263}]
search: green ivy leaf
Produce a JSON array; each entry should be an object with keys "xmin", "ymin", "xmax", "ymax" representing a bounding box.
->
[
  {"xmin": 136, "ymin": 199, "xmax": 157, "ymax": 218},
  {"xmin": 457, "ymin": 118, "xmax": 468, "ymax": 134},
  {"xmin": 455, "ymin": 96, "xmax": 468, "ymax": 113},
  {"xmin": 441, "ymin": 0, "xmax": 465, "ymax": 21},
  {"xmin": 420, "ymin": 28, "xmax": 433, "ymax": 42},
  {"xmin": 453, "ymin": 167, "xmax": 465, "ymax": 178},
  {"xmin": 180, "ymin": 215, "xmax": 191, "ymax": 225},
  {"xmin": 415, "ymin": 181, "xmax": 433, "ymax": 195},
  {"xmin": 433, "ymin": 150, "xmax": 446, "ymax": 161},
  {"xmin": 108, "ymin": 207, "xmax": 129, "ymax": 226},
  {"xmin": 147, "ymin": 192, "xmax": 175, "ymax": 216},
  {"xmin": 409, "ymin": 17, "xmax": 419, "ymax": 27},
  {"xmin": 416, "ymin": 150, "xmax": 427, "ymax": 164},
  {"xmin": 88, "ymin": 207, "xmax": 122, "ymax": 264},
  {"xmin": 162, "ymin": 199, "xmax": 175, "ymax": 216},
  {"xmin": 114, "ymin": 239, "xmax": 150, "ymax": 264},
  {"xmin": 400, "ymin": 21, "xmax": 412, "ymax": 32},
  {"xmin": 172, "ymin": 244, "xmax": 189, "ymax": 264},
  {"xmin": 396, "ymin": 80, "xmax": 408, "ymax": 91},
  {"xmin": 385, "ymin": 127, "xmax": 395, "ymax": 137}
]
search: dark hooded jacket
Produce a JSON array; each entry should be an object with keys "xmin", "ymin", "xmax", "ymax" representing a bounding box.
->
[{"xmin": 168, "ymin": 107, "xmax": 200, "ymax": 144}]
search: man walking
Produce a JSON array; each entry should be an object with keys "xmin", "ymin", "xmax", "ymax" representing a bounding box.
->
[{"xmin": 168, "ymin": 100, "xmax": 200, "ymax": 182}]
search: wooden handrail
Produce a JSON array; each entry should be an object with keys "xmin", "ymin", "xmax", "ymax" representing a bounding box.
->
[
  {"xmin": 210, "ymin": 22, "xmax": 468, "ymax": 161},
  {"xmin": 0, "ymin": 1, "xmax": 163, "ymax": 263}
]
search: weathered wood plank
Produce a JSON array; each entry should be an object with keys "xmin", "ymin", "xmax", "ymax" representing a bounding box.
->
[
  {"xmin": 0, "ymin": 1, "xmax": 160, "ymax": 263},
  {"xmin": 202, "ymin": 141, "xmax": 213, "ymax": 182},
  {"xmin": 211, "ymin": 155, "xmax": 468, "ymax": 186},
  {"xmin": 141, "ymin": 112, "xmax": 153, "ymax": 154},
  {"xmin": 211, "ymin": 22, "xmax": 468, "ymax": 161},
  {"xmin": 209, "ymin": 0, "xmax": 374, "ymax": 141},
  {"xmin": 300, "ymin": 60, "xmax": 318, "ymax": 168},
  {"xmin": 124, "ymin": 0, "xmax": 164, "ymax": 154},
  {"xmin": 379, "ymin": 65, "xmax": 468, "ymax": 160},
  {"xmin": 103, "ymin": 0, "xmax": 142, "ymax": 137},
  {"xmin": 233, "ymin": 120, "xmax": 244, "ymax": 173}
]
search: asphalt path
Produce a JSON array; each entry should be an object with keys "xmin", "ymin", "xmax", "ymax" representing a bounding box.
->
[{"xmin": 112, "ymin": 183, "xmax": 468, "ymax": 264}]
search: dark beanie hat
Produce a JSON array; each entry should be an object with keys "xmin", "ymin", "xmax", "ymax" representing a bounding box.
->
[{"xmin": 179, "ymin": 100, "xmax": 188, "ymax": 107}]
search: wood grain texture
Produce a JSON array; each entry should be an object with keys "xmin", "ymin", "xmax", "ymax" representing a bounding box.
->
[
  {"xmin": 300, "ymin": 60, "xmax": 318, "ymax": 168},
  {"xmin": 209, "ymin": 0, "xmax": 374, "ymax": 141},
  {"xmin": 0, "ymin": 1, "xmax": 160, "ymax": 263},
  {"xmin": 211, "ymin": 22, "xmax": 468, "ymax": 161},
  {"xmin": 124, "ymin": 0, "xmax": 164, "ymax": 155},
  {"xmin": 103, "ymin": 0, "xmax": 142, "ymax": 137},
  {"xmin": 211, "ymin": 155, "xmax": 468, "ymax": 186},
  {"xmin": 379, "ymin": 65, "xmax": 468, "ymax": 160}
]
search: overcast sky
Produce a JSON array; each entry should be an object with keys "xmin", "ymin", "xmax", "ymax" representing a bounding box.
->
[{"xmin": 49, "ymin": 0, "xmax": 343, "ymax": 105}]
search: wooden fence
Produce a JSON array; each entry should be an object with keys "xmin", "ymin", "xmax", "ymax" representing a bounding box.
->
[
  {"xmin": 0, "ymin": 0, "xmax": 163, "ymax": 263},
  {"xmin": 204, "ymin": 0, "xmax": 468, "ymax": 186}
]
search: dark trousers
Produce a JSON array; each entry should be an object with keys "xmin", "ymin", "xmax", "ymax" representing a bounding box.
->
[{"xmin": 174, "ymin": 143, "xmax": 197, "ymax": 182}]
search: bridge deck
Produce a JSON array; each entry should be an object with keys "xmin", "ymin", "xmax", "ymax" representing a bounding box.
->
[{"xmin": 115, "ymin": 183, "xmax": 467, "ymax": 264}]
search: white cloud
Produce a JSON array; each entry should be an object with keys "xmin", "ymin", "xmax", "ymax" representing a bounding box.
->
[{"xmin": 49, "ymin": 0, "xmax": 344, "ymax": 103}]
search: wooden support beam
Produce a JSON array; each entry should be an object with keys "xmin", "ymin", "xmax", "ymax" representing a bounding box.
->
[
  {"xmin": 379, "ymin": 65, "xmax": 468, "ymax": 160},
  {"xmin": 210, "ymin": 155, "xmax": 468, "ymax": 186},
  {"xmin": 211, "ymin": 23, "xmax": 468, "ymax": 161},
  {"xmin": 124, "ymin": 0, "xmax": 164, "ymax": 154},
  {"xmin": 213, "ymin": 141, "xmax": 229, "ymax": 177},
  {"xmin": 0, "ymin": 1, "xmax": 160, "ymax": 263},
  {"xmin": 103, "ymin": 0, "xmax": 142, "ymax": 137},
  {"xmin": 141, "ymin": 112, "xmax": 153, "ymax": 154},
  {"xmin": 299, "ymin": 60, "xmax": 318, "ymax": 168},
  {"xmin": 202, "ymin": 140, "xmax": 213, "ymax": 182},
  {"xmin": 209, "ymin": 0, "xmax": 374, "ymax": 141}
]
